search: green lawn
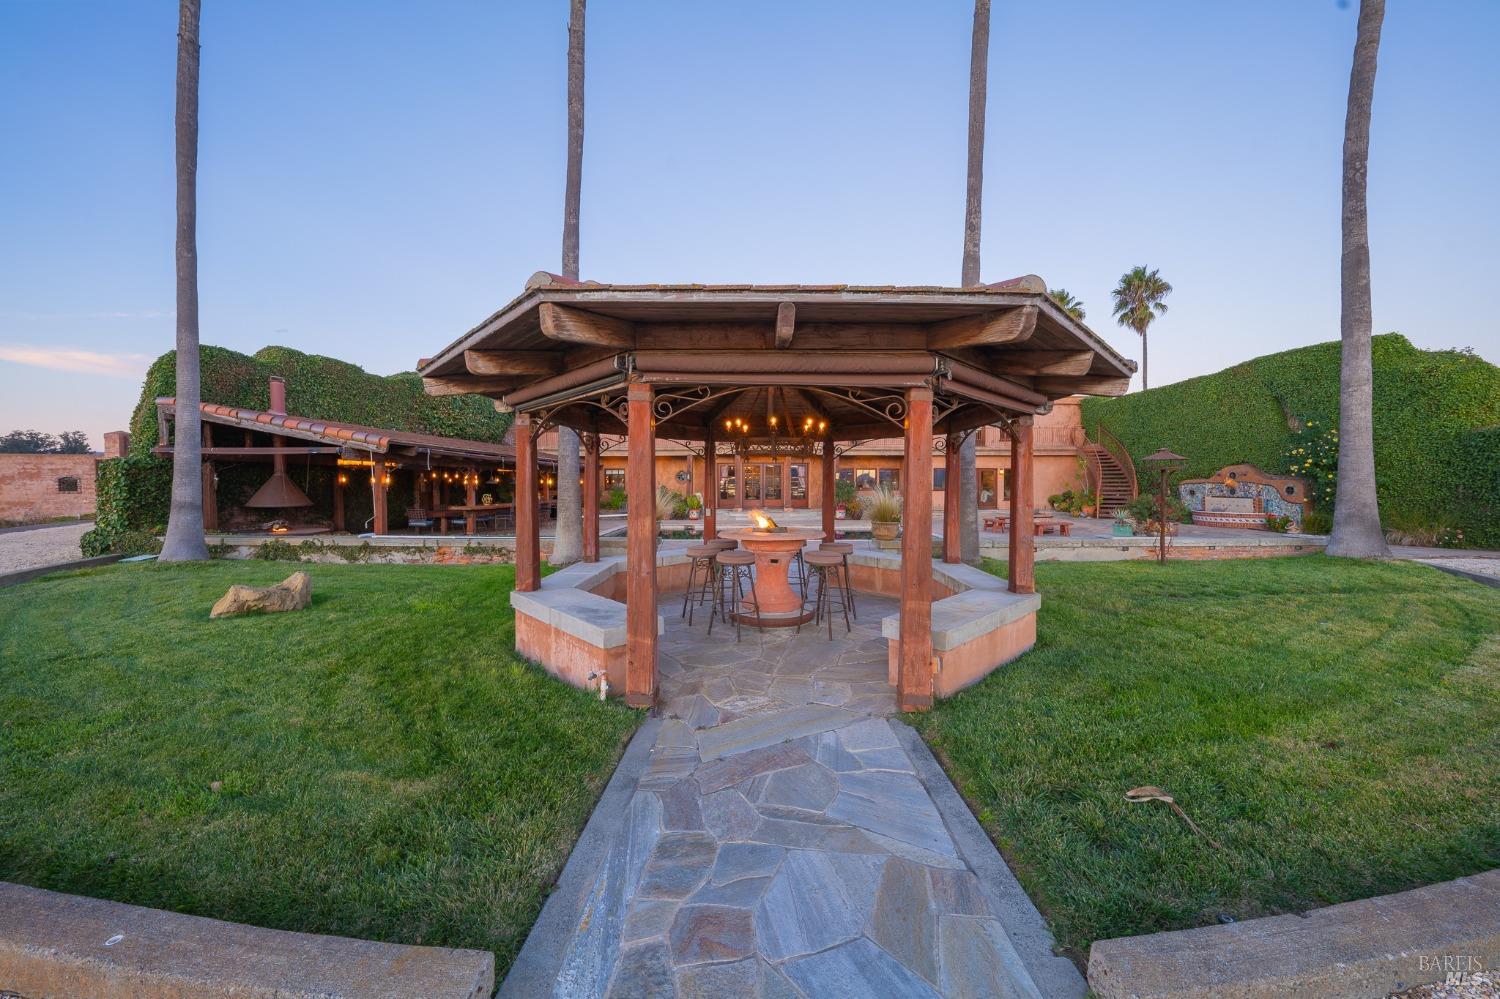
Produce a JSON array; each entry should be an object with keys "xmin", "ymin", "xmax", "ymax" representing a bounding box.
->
[
  {"xmin": 911, "ymin": 555, "xmax": 1500, "ymax": 959},
  {"xmin": 0, "ymin": 560, "xmax": 639, "ymax": 972}
]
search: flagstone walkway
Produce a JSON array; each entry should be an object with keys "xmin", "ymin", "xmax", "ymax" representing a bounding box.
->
[{"xmin": 508, "ymin": 591, "xmax": 1084, "ymax": 997}]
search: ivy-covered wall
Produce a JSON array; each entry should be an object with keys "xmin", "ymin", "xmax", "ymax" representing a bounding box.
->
[
  {"xmin": 1079, "ymin": 334, "xmax": 1500, "ymax": 547},
  {"xmin": 83, "ymin": 345, "xmax": 512, "ymax": 554}
]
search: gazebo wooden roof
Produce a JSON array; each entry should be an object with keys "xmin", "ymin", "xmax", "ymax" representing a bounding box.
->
[
  {"xmin": 420, "ymin": 273, "xmax": 1136, "ymax": 712},
  {"xmin": 419, "ymin": 272, "xmax": 1135, "ymax": 442}
]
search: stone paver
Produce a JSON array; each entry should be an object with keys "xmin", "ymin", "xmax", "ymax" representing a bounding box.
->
[{"xmin": 538, "ymin": 587, "xmax": 1075, "ymax": 997}]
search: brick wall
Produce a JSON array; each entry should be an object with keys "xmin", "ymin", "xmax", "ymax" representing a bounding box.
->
[{"xmin": 0, "ymin": 454, "xmax": 100, "ymax": 523}]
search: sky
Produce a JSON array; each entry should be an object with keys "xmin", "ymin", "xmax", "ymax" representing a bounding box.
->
[{"xmin": 2, "ymin": 1, "xmax": 1497, "ymax": 449}]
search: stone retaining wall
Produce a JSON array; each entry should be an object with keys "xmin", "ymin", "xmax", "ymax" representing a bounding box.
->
[
  {"xmin": 1087, "ymin": 868, "xmax": 1500, "ymax": 998},
  {"xmin": 987, "ymin": 534, "xmax": 1328, "ymax": 564},
  {"xmin": 0, "ymin": 881, "xmax": 494, "ymax": 999}
]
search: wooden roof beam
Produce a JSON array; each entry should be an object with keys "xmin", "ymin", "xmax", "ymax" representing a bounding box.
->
[
  {"xmin": 774, "ymin": 302, "xmax": 796, "ymax": 348},
  {"xmin": 926, "ymin": 305, "xmax": 1037, "ymax": 350},
  {"xmin": 994, "ymin": 350, "xmax": 1095, "ymax": 377},
  {"xmin": 538, "ymin": 302, "xmax": 635, "ymax": 348},
  {"xmin": 1035, "ymin": 375, "xmax": 1132, "ymax": 396},
  {"xmin": 464, "ymin": 350, "xmax": 564, "ymax": 376},
  {"xmin": 422, "ymin": 375, "xmax": 518, "ymax": 397}
]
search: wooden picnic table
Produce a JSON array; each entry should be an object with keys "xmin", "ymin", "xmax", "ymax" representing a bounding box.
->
[
  {"xmin": 983, "ymin": 511, "xmax": 1056, "ymax": 533},
  {"xmin": 436, "ymin": 503, "xmax": 512, "ymax": 535}
]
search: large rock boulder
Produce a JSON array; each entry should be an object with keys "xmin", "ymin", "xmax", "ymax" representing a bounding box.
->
[{"xmin": 210, "ymin": 571, "xmax": 312, "ymax": 619}]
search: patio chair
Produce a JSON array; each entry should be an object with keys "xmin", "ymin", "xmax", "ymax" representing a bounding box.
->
[{"xmin": 406, "ymin": 509, "xmax": 433, "ymax": 535}]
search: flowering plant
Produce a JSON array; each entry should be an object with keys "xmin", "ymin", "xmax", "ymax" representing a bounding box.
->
[{"xmin": 1284, "ymin": 418, "xmax": 1339, "ymax": 508}]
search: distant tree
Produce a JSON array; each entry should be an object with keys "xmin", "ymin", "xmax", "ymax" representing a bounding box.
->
[
  {"xmin": 55, "ymin": 431, "xmax": 92, "ymax": 454},
  {"xmin": 160, "ymin": 0, "xmax": 210, "ymax": 562},
  {"xmin": 551, "ymin": 0, "xmax": 587, "ymax": 567},
  {"xmin": 1328, "ymin": 0, "xmax": 1391, "ymax": 558},
  {"xmin": 0, "ymin": 430, "xmax": 60, "ymax": 454},
  {"xmin": 1048, "ymin": 288, "xmax": 1086, "ymax": 321},
  {"xmin": 957, "ymin": 0, "xmax": 991, "ymax": 565},
  {"xmin": 1111, "ymin": 266, "xmax": 1173, "ymax": 390}
]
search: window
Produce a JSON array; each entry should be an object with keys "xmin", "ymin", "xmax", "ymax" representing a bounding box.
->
[
  {"xmin": 837, "ymin": 469, "xmax": 854, "ymax": 483},
  {"xmin": 855, "ymin": 468, "xmax": 877, "ymax": 490},
  {"xmin": 878, "ymin": 468, "xmax": 900, "ymax": 491},
  {"xmin": 603, "ymin": 468, "xmax": 625, "ymax": 493},
  {"xmin": 932, "ymin": 468, "xmax": 946, "ymax": 490},
  {"xmin": 57, "ymin": 476, "xmax": 79, "ymax": 493}
]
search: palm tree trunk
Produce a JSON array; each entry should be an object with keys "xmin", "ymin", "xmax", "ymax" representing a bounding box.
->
[
  {"xmin": 1327, "ymin": 0, "xmax": 1390, "ymax": 558},
  {"xmin": 1141, "ymin": 330, "xmax": 1148, "ymax": 391},
  {"xmin": 958, "ymin": 0, "xmax": 990, "ymax": 564},
  {"xmin": 551, "ymin": 0, "xmax": 587, "ymax": 566},
  {"xmin": 160, "ymin": 0, "xmax": 209, "ymax": 562}
]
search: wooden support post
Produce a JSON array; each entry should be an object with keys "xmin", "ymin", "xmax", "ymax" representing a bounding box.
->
[
  {"xmin": 625, "ymin": 382, "xmax": 658, "ymax": 707},
  {"xmin": 781, "ymin": 460, "xmax": 791, "ymax": 512},
  {"xmin": 515, "ymin": 414, "xmax": 541, "ymax": 592},
  {"xmin": 704, "ymin": 426, "xmax": 718, "ymax": 541},
  {"xmin": 943, "ymin": 433, "xmax": 961, "ymax": 563},
  {"xmin": 464, "ymin": 465, "xmax": 478, "ymax": 535},
  {"xmin": 373, "ymin": 460, "xmax": 389, "ymax": 535},
  {"xmin": 1008, "ymin": 417, "xmax": 1036, "ymax": 594},
  {"xmin": 333, "ymin": 472, "xmax": 345, "ymax": 531},
  {"xmin": 899, "ymin": 386, "xmax": 935, "ymax": 711},
  {"xmin": 583, "ymin": 432, "xmax": 601, "ymax": 562},
  {"xmin": 821, "ymin": 433, "xmax": 836, "ymax": 544},
  {"xmin": 201, "ymin": 461, "xmax": 218, "ymax": 532},
  {"xmin": 735, "ymin": 453, "xmax": 745, "ymax": 510}
]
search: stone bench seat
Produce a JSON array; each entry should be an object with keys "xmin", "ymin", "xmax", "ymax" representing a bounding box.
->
[{"xmin": 881, "ymin": 588, "xmax": 1042, "ymax": 651}]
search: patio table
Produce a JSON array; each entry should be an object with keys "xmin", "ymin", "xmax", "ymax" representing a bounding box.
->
[{"xmin": 437, "ymin": 503, "xmax": 512, "ymax": 535}]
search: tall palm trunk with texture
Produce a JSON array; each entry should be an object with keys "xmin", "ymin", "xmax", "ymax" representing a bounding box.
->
[
  {"xmin": 958, "ymin": 0, "xmax": 990, "ymax": 564},
  {"xmin": 551, "ymin": 0, "xmax": 587, "ymax": 566},
  {"xmin": 1328, "ymin": 0, "xmax": 1390, "ymax": 558},
  {"xmin": 160, "ymin": 0, "xmax": 210, "ymax": 562}
]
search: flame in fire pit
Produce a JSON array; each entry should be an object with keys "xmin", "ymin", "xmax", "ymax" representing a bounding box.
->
[
  {"xmin": 748, "ymin": 509, "xmax": 783, "ymax": 532},
  {"xmin": 269, "ymin": 520, "xmax": 290, "ymax": 535}
]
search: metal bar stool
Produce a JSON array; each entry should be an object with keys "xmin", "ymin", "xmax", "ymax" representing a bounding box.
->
[
  {"xmin": 681, "ymin": 544, "xmax": 719, "ymax": 625},
  {"xmin": 708, "ymin": 550, "xmax": 762, "ymax": 643},
  {"xmin": 818, "ymin": 541, "xmax": 857, "ymax": 621},
  {"xmin": 799, "ymin": 550, "xmax": 852, "ymax": 638}
]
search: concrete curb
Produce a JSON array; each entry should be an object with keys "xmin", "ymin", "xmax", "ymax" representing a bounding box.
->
[
  {"xmin": 0, "ymin": 881, "xmax": 494, "ymax": 999},
  {"xmin": 1087, "ymin": 868, "xmax": 1500, "ymax": 998},
  {"xmin": 0, "ymin": 553, "xmax": 121, "ymax": 589},
  {"xmin": 500, "ymin": 716, "xmax": 662, "ymax": 997},
  {"xmin": 1422, "ymin": 563, "xmax": 1500, "ymax": 589},
  {"xmin": 892, "ymin": 719, "xmax": 1087, "ymax": 998}
]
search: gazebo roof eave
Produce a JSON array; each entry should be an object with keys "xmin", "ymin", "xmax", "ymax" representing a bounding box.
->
[{"xmin": 417, "ymin": 280, "xmax": 1138, "ymax": 390}]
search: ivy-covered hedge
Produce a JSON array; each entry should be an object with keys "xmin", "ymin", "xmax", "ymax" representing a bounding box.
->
[
  {"xmin": 80, "ymin": 456, "xmax": 172, "ymax": 556},
  {"xmin": 85, "ymin": 345, "xmax": 512, "ymax": 554},
  {"xmin": 126, "ymin": 345, "xmax": 510, "ymax": 459},
  {"xmin": 1079, "ymin": 334, "xmax": 1500, "ymax": 547}
]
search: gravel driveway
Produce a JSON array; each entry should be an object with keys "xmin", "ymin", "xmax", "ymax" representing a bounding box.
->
[{"xmin": 0, "ymin": 522, "xmax": 92, "ymax": 575}]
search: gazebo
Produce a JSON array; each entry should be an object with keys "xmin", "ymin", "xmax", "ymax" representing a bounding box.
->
[{"xmin": 420, "ymin": 272, "xmax": 1134, "ymax": 711}]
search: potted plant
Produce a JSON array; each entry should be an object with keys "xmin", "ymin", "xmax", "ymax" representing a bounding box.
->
[
  {"xmin": 867, "ymin": 485, "xmax": 902, "ymax": 546},
  {"xmin": 685, "ymin": 493, "xmax": 702, "ymax": 520},
  {"xmin": 1111, "ymin": 508, "xmax": 1134, "ymax": 536},
  {"xmin": 1079, "ymin": 489, "xmax": 1100, "ymax": 518}
]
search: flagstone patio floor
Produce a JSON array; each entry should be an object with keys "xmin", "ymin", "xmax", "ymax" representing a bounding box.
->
[{"xmin": 516, "ymin": 590, "xmax": 1084, "ymax": 998}]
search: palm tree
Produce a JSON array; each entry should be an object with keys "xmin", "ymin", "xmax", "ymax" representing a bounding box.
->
[
  {"xmin": 1111, "ymin": 266, "xmax": 1172, "ymax": 390},
  {"xmin": 1048, "ymin": 288, "xmax": 1085, "ymax": 321},
  {"xmin": 1327, "ymin": 0, "xmax": 1390, "ymax": 558},
  {"xmin": 551, "ymin": 0, "xmax": 587, "ymax": 567},
  {"xmin": 957, "ymin": 0, "xmax": 990, "ymax": 564},
  {"xmin": 159, "ymin": 0, "xmax": 209, "ymax": 562}
]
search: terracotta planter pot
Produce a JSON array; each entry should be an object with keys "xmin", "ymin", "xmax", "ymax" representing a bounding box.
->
[{"xmin": 871, "ymin": 521, "xmax": 899, "ymax": 542}]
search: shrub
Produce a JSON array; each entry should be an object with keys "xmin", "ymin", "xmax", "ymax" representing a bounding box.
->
[
  {"xmin": 601, "ymin": 487, "xmax": 627, "ymax": 511},
  {"xmin": 684, "ymin": 493, "xmax": 702, "ymax": 511},
  {"xmin": 1302, "ymin": 509, "xmax": 1333, "ymax": 535},
  {"xmin": 1284, "ymin": 419, "xmax": 1339, "ymax": 509},
  {"xmin": 654, "ymin": 485, "xmax": 681, "ymax": 521},
  {"xmin": 251, "ymin": 539, "xmax": 300, "ymax": 561},
  {"xmin": 1265, "ymin": 514, "xmax": 1292, "ymax": 533},
  {"xmin": 835, "ymin": 479, "xmax": 858, "ymax": 506}
]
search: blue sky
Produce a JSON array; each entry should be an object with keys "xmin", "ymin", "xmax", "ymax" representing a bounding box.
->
[{"xmin": 2, "ymin": 0, "xmax": 1497, "ymax": 447}]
